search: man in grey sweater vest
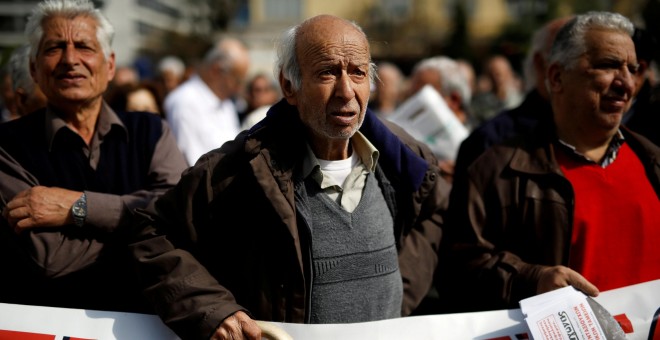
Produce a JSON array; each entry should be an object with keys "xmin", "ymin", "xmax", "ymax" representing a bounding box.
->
[{"xmin": 133, "ymin": 14, "xmax": 450, "ymax": 340}]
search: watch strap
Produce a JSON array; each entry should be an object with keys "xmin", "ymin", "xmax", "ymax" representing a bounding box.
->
[{"xmin": 72, "ymin": 192, "xmax": 87, "ymax": 227}]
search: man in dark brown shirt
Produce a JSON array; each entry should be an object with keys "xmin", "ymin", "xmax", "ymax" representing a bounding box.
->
[{"xmin": 0, "ymin": 0, "xmax": 186, "ymax": 312}]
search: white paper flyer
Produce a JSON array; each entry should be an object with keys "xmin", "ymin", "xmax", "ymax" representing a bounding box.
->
[
  {"xmin": 520, "ymin": 286, "xmax": 626, "ymax": 340},
  {"xmin": 386, "ymin": 85, "xmax": 469, "ymax": 161}
]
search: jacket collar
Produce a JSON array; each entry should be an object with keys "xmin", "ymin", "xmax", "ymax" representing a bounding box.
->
[
  {"xmin": 507, "ymin": 110, "xmax": 560, "ymax": 176},
  {"xmin": 509, "ymin": 142, "xmax": 562, "ymax": 176},
  {"xmin": 250, "ymin": 99, "xmax": 428, "ymax": 191}
]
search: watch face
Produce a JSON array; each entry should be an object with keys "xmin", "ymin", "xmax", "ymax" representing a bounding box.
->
[{"xmin": 73, "ymin": 205, "xmax": 85, "ymax": 217}]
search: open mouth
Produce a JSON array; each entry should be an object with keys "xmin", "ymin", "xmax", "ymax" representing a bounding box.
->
[{"xmin": 330, "ymin": 111, "xmax": 357, "ymax": 125}]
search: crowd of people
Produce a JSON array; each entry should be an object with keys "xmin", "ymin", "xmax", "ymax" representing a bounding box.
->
[{"xmin": 0, "ymin": 0, "xmax": 659, "ymax": 339}]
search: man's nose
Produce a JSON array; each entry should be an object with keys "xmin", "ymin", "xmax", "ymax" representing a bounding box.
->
[
  {"xmin": 335, "ymin": 71, "xmax": 356, "ymax": 100},
  {"xmin": 61, "ymin": 45, "xmax": 78, "ymax": 65},
  {"xmin": 617, "ymin": 66, "xmax": 636, "ymax": 97}
]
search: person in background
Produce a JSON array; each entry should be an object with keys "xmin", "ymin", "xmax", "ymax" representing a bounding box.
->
[
  {"xmin": 106, "ymin": 80, "xmax": 164, "ymax": 116},
  {"xmin": 369, "ymin": 61, "xmax": 405, "ymax": 117},
  {"xmin": 164, "ymin": 38, "xmax": 250, "ymax": 166},
  {"xmin": 131, "ymin": 14, "xmax": 449, "ymax": 340},
  {"xmin": 112, "ymin": 64, "xmax": 139, "ymax": 87},
  {"xmin": 408, "ymin": 56, "xmax": 473, "ymax": 129},
  {"xmin": 443, "ymin": 11, "xmax": 660, "ymax": 312},
  {"xmin": 452, "ymin": 17, "xmax": 571, "ymax": 188},
  {"xmin": 157, "ymin": 55, "xmax": 186, "ymax": 95},
  {"xmin": 0, "ymin": 0, "xmax": 186, "ymax": 313},
  {"xmin": 0, "ymin": 65, "xmax": 18, "ymax": 122},
  {"xmin": 240, "ymin": 72, "xmax": 280, "ymax": 130},
  {"xmin": 471, "ymin": 55, "xmax": 523, "ymax": 124},
  {"xmin": 623, "ymin": 27, "xmax": 660, "ymax": 146},
  {"xmin": 8, "ymin": 44, "xmax": 47, "ymax": 116},
  {"xmin": 406, "ymin": 56, "xmax": 473, "ymax": 181},
  {"xmin": 456, "ymin": 59, "xmax": 477, "ymax": 97}
]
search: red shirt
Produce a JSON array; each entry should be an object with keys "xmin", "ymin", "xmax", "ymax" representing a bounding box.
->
[{"xmin": 557, "ymin": 142, "xmax": 660, "ymax": 292}]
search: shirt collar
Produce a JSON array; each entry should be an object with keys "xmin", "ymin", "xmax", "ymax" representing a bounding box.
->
[
  {"xmin": 557, "ymin": 129, "xmax": 625, "ymax": 167},
  {"xmin": 45, "ymin": 101, "xmax": 128, "ymax": 151},
  {"xmin": 300, "ymin": 131, "xmax": 380, "ymax": 181}
]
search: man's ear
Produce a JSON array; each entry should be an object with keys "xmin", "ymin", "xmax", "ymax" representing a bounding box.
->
[
  {"xmin": 279, "ymin": 72, "xmax": 297, "ymax": 105},
  {"xmin": 107, "ymin": 52, "xmax": 116, "ymax": 81},
  {"xmin": 547, "ymin": 62, "xmax": 563, "ymax": 94}
]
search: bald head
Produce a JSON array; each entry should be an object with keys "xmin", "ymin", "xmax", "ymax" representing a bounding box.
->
[
  {"xmin": 276, "ymin": 14, "xmax": 373, "ymax": 159},
  {"xmin": 276, "ymin": 15, "xmax": 374, "ymax": 91},
  {"xmin": 296, "ymin": 15, "xmax": 369, "ymax": 53}
]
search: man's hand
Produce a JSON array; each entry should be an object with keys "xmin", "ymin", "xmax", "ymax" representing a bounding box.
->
[
  {"xmin": 2, "ymin": 186, "xmax": 81, "ymax": 232},
  {"xmin": 210, "ymin": 311, "xmax": 261, "ymax": 340},
  {"xmin": 537, "ymin": 265, "xmax": 599, "ymax": 297}
]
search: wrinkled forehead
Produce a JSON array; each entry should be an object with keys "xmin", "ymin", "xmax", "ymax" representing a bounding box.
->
[
  {"xmin": 296, "ymin": 17, "xmax": 370, "ymax": 58},
  {"xmin": 40, "ymin": 15, "xmax": 98, "ymax": 41},
  {"xmin": 584, "ymin": 29, "xmax": 635, "ymax": 57}
]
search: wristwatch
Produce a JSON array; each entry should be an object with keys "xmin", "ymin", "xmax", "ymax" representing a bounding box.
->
[{"xmin": 71, "ymin": 192, "xmax": 87, "ymax": 227}]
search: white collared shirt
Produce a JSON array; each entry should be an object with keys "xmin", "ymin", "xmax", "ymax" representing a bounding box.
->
[
  {"xmin": 165, "ymin": 75, "xmax": 241, "ymax": 165},
  {"xmin": 303, "ymin": 131, "xmax": 380, "ymax": 212}
]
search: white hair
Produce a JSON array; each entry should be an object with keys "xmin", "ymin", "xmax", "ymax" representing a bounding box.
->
[
  {"xmin": 158, "ymin": 56, "xmax": 185, "ymax": 77},
  {"xmin": 549, "ymin": 11, "xmax": 634, "ymax": 70},
  {"xmin": 203, "ymin": 38, "xmax": 247, "ymax": 72},
  {"xmin": 413, "ymin": 56, "xmax": 472, "ymax": 109},
  {"xmin": 275, "ymin": 19, "xmax": 376, "ymax": 91},
  {"xmin": 25, "ymin": 0, "xmax": 114, "ymax": 62}
]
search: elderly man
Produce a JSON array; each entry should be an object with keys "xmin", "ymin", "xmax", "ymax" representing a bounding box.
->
[
  {"xmin": 0, "ymin": 0, "xmax": 186, "ymax": 312},
  {"xmin": 408, "ymin": 56, "xmax": 473, "ymax": 129},
  {"xmin": 133, "ymin": 14, "xmax": 449, "ymax": 340},
  {"xmin": 452, "ymin": 17, "xmax": 571, "ymax": 182},
  {"xmin": 165, "ymin": 37, "xmax": 250, "ymax": 166},
  {"xmin": 405, "ymin": 56, "xmax": 474, "ymax": 181},
  {"xmin": 444, "ymin": 11, "xmax": 660, "ymax": 312}
]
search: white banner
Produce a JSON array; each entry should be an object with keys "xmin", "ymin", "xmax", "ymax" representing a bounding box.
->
[{"xmin": 0, "ymin": 279, "xmax": 658, "ymax": 339}]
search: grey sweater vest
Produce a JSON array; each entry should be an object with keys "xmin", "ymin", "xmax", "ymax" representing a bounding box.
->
[{"xmin": 304, "ymin": 172, "xmax": 402, "ymax": 323}]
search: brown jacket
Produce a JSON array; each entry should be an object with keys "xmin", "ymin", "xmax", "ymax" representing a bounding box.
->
[
  {"xmin": 443, "ymin": 123, "xmax": 660, "ymax": 312},
  {"xmin": 132, "ymin": 100, "xmax": 449, "ymax": 339}
]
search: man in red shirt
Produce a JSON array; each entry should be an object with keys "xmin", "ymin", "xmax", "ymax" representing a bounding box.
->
[{"xmin": 443, "ymin": 11, "xmax": 660, "ymax": 312}]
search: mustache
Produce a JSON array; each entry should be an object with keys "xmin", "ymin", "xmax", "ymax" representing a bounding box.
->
[{"xmin": 328, "ymin": 101, "xmax": 361, "ymax": 114}]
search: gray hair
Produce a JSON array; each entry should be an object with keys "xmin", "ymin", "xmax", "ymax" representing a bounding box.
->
[
  {"xmin": 549, "ymin": 11, "xmax": 634, "ymax": 70},
  {"xmin": 9, "ymin": 45, "xmax": 35, "ymax": 95},
  {"xmin": 413, "ymin": 56, "xmax": 472, "ymax": 109},
  {"xmin": 25, "ymin": 0, "xmax": 114, "ymax": 62},
  {"xmin": 203, "ymin": 38, "xmax": 247, "ymax": 72},
  {"xmin": 158, "ymin": 55, "xmax": 186, "ymax": 77},
  {"xmin": 275, "ymin": 19, "xmax": 376, "ymax": 91}
]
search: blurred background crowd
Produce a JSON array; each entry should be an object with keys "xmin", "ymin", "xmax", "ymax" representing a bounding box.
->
[{"xmin": 1, "ymin": 0, "xmax": 659, "ymax": 158}]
